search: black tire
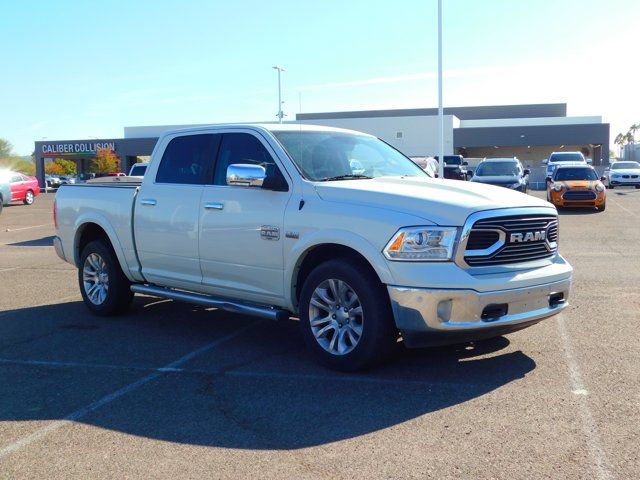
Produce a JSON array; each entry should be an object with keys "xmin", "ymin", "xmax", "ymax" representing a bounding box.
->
[
  {"xmin": 23, "ymin": 190, "xmax": 35, "ymax": 205},
  {"xmin": 0, "ymin": 199, "xmax": 3, "ymax": 216},
  {"xmin": 597, "ymin": 204, "xmax": 606, "ymax": 212},
  {"xmin": 78, "ymin": 239, "xmax": 133, "ymax": 316},
  {"xmin": 608, "ymin": 185, "xmax": 614, "ymax": 189},
  {"xmin": 299, "ymin": 258, "xmax": 397, "ymax": 371},
  {"xmin": 635, "ymin": 185, "xmax": 640, "ymax": 189}
]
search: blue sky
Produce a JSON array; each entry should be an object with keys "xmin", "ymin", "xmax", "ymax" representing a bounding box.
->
[{"xmin": 2, "ymin": 0, "xmax": 639, "ymax": 154}]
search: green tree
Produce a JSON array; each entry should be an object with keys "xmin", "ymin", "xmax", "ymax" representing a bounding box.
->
[
  {"xmin": 0, "ymin": 138, "xmax": 12, "ymax": 158},
  {"xmin": 89, "ymin": 148, "xmax": 120, "ymax": 173},
  {"xmin": 53, "ymin": 158, "xmax": 77, "ymax": 175}
]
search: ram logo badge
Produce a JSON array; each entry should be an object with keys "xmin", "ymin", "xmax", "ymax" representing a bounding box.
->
[
  {"xmin": 260, "ymin": 225, "xmax": 280, "ymax": 241},
  {"xmin": 510, "ymin": 231, "xmax": 546, "ymax": 243}
]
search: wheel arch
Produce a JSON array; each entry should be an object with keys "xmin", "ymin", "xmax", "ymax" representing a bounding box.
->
[
  {"xmin": 73, "ymin": 216, "xmax": 135, "ymax": 281},
  {"xmin": 287, "ymin": 235, "xmax": 394, "ymax": 312}
]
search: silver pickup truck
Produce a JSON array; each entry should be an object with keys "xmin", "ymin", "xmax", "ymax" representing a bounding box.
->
[{"xmin": 54, "ymin": 124, "xmax": 572, "ymax": 370}]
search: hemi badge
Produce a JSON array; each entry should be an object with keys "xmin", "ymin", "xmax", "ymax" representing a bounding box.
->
[{"xmin": 285, "ymin": 231, "xmax": 300, "ymax": 239}]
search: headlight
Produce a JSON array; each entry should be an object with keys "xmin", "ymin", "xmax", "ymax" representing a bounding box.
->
[
  {"xmin": 383, "ymin": 226, "xmax": 458, "ymax": 261},
  {"xmin": 611, "ymin": 174, "xmax": 620, "ymax": 179},
  {"xmin": 553, "ymin": 184, "xmax": 563, "ymax": 191},
  {"xmin": 595, "ymin": 183, "xmax": 605, "ymax": 192}
]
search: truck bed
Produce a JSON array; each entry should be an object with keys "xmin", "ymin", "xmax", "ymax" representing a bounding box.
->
[{"xmin": 55, "ymin": 183, "xmax": 141, "ymax": 279}]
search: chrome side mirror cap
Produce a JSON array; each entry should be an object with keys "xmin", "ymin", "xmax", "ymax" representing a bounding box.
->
[{"xmin": 226, "ymin": 164, "xmax": 266, "ymax": 187}]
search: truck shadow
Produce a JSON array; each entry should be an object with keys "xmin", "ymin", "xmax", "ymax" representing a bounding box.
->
[
  {"xmin": 7, "ymin": 236, "xmax": 55, "ymax": 247},
  {"xmin": 0, "ymin": 298, "xmax": 536, "ymax": 450}
]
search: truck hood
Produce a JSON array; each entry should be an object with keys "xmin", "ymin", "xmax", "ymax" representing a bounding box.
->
[{"xmin": 314, "ymin": 176, "xmax": 552, "ymax": 226}]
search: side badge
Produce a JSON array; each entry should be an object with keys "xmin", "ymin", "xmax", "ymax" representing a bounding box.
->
[{"xmin": 260, "ymin": 225, "xmax": 280, "ymax": 241}]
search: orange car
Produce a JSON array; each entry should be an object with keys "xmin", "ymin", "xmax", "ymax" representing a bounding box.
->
[{"xmin": 547, "ymin": 165, "xmax": 606, "ymax": 211}]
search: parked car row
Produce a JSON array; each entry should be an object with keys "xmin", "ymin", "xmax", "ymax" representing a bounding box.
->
[{"xmin": 414, "ymin": 149, "xmax": 639, "ymax": 214}]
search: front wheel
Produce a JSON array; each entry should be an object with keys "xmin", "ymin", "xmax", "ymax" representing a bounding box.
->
[
  {"xmin": 299, "ymin": 259, "xmax": 397, "ymax": 371},
  {"xmin": 23, "ymin": 190, "xmax": 35, "ymax": 205},
  {"xmin": 79, "ymin": 239, "xmax": 133, "ymax": 316},
  {"xmin": 597, "ymin": 204, "xmax": 606, "ymax": 212}
]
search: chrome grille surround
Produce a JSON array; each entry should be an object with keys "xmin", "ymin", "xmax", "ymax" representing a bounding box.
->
[{"xmin": 455, "ymin": 207, "xmax": 559, "ymax": 269}]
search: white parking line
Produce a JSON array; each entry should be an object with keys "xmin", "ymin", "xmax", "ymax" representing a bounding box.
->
[
  {"xmin": 556, "ymin": 316, "xmax": 612, "ymax": 480},
  {"xmin": 608, "ymin": 196, "xmax": 637, "ymax": 217},
  {"xmin": 0, "ymin": 320, "xmax": 259, "ymax": 460},
  {"xmin": 4, "ymin": 223, "xmax": 53, "ymax": 232}
]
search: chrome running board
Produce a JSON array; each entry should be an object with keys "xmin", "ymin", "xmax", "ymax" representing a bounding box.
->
[{"xmin": 130, "ymin": 284, "xmax": 289, "ymax": 321}]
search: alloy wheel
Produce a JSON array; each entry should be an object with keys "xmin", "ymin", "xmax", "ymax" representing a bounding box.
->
[
  {"xmin": 82, "ymin": 253, "xmax": 109, "ymax": 305},
  {"xmin": 308, "ymin": 279, "xmax": 363, "ymax": 355}
]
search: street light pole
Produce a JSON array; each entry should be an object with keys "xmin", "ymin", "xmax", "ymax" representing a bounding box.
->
[
  {"xmin": 272, "ymin": 66, "xmax": 285, "ymax": 123},
  {"xmin": 437, "ymin": 0, "xmax": 445, "ymax": 179}
]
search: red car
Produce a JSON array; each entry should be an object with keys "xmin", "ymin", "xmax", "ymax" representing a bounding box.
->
[{"xmin": 8, "ymin": 171, "xmax": 40, "ymax": 205}]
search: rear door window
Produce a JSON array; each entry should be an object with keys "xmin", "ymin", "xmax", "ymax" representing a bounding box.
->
[{"xmin": 155, "ymin": 134, "xmax": 221, "ymax": 184}]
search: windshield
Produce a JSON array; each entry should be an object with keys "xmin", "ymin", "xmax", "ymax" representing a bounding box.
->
[
  {"xmin": 475, "ymin": 162, "xmax": 520, "ymax": 176},
  {"xmin": 611, "ymin": 162, "xmax": 640, "ymax": 170},
  {"xmin": 554, "ymin": 168, "xmax": 598, "ymax": 181},
  {"xmin": 273, "ymin": 131, "xmax": 427, "ymax": 181},
  {"xmin": 549, "ymin": 153, "xmax": 584, "ymax": 163}
]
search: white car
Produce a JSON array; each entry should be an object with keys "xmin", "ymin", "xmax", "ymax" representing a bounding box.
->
[
  {"xmin": 603, "ymin": 161, "xmax": 640, "ymax": 189},
  {"xmin": 53, "ymin": 124, "xmax": 572, "ymax": 370},
  {"xmin": 544, "ymin": 151, "xmax": 588, "ymax": 179}
]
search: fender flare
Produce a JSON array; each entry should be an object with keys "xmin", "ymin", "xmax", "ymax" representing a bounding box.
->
[
  {"xmin": 284, "ymin": 229, "xmax": 394, "ymax": 310},
  {"xmin": 73, "ymin": 213, "xmax": 136, "ymax": 282}
]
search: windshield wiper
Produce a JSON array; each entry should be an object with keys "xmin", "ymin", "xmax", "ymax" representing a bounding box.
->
[{"xmin": 318, "ymin": 174, "xmax": 373, "ymax": 181}]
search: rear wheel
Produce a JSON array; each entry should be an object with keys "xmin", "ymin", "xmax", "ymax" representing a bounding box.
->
[
  {"xmin": 23, "ymin": 190, "xmax": 34, "ymax": 205},
  {"xmin": 608, "ymin": 184, "xmax": 614, "ymax": 189},
  {"xmin": 79, "ymin": 239, "xmax": 133, "ymax": 316},
  {"xmin": 299, "ymin": 259, "xmax": 397, "ymax": 371}
]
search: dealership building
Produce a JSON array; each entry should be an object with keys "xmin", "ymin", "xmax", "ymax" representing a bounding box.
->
[{"xmin": 34, "ymin": 102, "xmax": 609, "ymax": 187}]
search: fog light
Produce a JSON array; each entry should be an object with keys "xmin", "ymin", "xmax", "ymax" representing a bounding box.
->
[{"xmin": 437, "ymin": 300, "xmax": 452, "ymax": 322}]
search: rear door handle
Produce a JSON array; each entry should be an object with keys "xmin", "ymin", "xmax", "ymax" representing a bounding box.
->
[
  {"xmin": 204, "ymin": 202, "xmax": 224, "ymax": 210},
  {"xmin": 140, "ymin": 198, "xmax": 157, "ymax": 206}
]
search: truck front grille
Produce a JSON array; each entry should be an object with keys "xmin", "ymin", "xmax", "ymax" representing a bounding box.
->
[{"xmin": 463, "ymin": 214, "xmax": 558, "ymax": 266}]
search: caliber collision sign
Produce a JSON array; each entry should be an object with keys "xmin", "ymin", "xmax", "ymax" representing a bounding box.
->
[{"xmin": 41, "ymin": 142, "xmax": 116, "ymax": 158}]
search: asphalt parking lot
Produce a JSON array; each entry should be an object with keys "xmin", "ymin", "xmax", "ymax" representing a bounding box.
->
[{"xmin": 0, "ymin": 191, "xmax": 638, "ymax": 479}]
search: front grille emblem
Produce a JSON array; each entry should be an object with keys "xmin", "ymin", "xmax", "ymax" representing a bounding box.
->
[{"xmin": 509, "ymin": 231, "xmax": 546, "ymax": 243}]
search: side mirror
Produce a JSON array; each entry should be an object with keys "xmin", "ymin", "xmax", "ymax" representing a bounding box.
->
[
  {"xmin": 542, "ymin": 159, "xmax": 548, "ymax": 165},
  {"xmin": 226, "ymin": 164, "xmax": 266, "ymax": 187},
  {"xmin": 462, "ymin": 161, "xmax": 468, "ymax": 166},
  {"xmin": 523, "ymin": 168, "xmax": 531, "ymax": 176},
  {"xmin": 586, "ymin": 158, "xmax": 593, "ymax": 164}
]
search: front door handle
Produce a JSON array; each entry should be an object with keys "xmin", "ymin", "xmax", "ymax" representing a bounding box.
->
[
  {"xmin": 204, "ymin": 202, "xmax": 224, "ymax": 210},
  {"xmin": 140, "ymin": 198, "xmax": 157, "ymax": 206}
]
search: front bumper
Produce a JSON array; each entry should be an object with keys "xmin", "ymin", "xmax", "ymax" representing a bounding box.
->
[
  {"xmin": 610, "ymin": 179, "xmax": 640, "ymax": 186},
  {"xmin": 388, "ymin": 277, "xmax": 571, "ymax": 347}
]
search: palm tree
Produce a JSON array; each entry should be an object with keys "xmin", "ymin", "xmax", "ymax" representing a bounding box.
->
[
  {"xmin": 629, "ymin": 123, "xmax": 640, "ymax": 144},
  {"xmin": 614, "ymin": 133, "xmax": 625, "ymax": 157}
]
